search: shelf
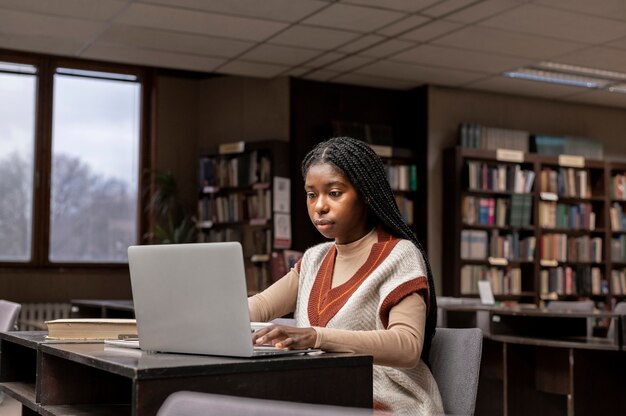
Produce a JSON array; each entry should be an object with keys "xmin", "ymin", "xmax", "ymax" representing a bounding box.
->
[
  {"xmin": 465, "ymin": 189, "xmax": 533, "ymax": 197},
  {"xmin": 461, "ymin": 259, "xmax": 534, "ymax": 266},
  {"xmin": 40, "ymin": 404, "xmax": 132, "ymax": 416},
  {"xmin": 0, "ymin": 382, "xmax": 37, "ymax": 411},
  {"xmin": 539, "ymin": 227, "xmax": 606, "ymax": 235},
  {"xmin": 462, "ymin": 224, "xmax": 535, "ymax": 232}
]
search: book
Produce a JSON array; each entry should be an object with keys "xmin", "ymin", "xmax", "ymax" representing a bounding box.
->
[{"xmin": 45, "ymin": 318, "xmax": 137, "ymax": 340}]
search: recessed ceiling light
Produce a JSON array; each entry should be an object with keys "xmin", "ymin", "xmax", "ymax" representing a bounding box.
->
[
  {"xmin": 536, "ymin": 61, "xmax": 626, "ymax": 81},
  {"xmin": 608, "ymin": 84, "xmax": 626, "ymax": 94},
  {"xmin": 503, "ymin": 68, "xmax": 610, "ymax": 88}
]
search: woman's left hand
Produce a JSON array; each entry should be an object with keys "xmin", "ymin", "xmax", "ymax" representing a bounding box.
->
[{"xmin": 252, "ymin": 324, "xmax": 317, "ymax": 350}]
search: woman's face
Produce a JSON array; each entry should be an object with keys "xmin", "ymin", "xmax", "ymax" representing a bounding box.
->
[{"xmin": 304, "ymin": 163, "xmax": 370, "ymax": 244}]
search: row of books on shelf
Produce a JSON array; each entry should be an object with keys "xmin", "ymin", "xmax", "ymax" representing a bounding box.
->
[
  {"xmin": 461, "ymin": 230, "xmax": 535, "ymax": 261},
  {"xmin": 540, "ymin": 266, "xmax": 603, "ymax": 296},
  {"xmin": 385, "ymin": 164, "xmax": 418, "ymax": 191},
  {"xmin": 540, "ymin": 234, "xmax": 603, "ymax": 263},
  {"xmin": 462, "ymin": 195, "xmax": 532, "ymax": 227},
  {"xmin": 539, "ymin": 167, "xmax": 593, "ymax": 198},
  {"xmin": 395, "ymin": 195, "xmax": 414, "ymax": 225},
  {"xmin": 611, "ymin": 269, "xmax": 626, "ymax": 295},
  {"xmin": 198, "ymin": 228, "xmax": 271, "ymax": 259},
  {"xmin": 198, "ymin": 151, "xmax": 271, "ymax": 189},
  {"xmin": 611, "ymin": 236, "xmax": 626, "ymax": 263},
  {"xmin": 466, "ymin": 161, "xmax": 535, "ymax": 193},
  {"xmin": 610, "ymin": 202, "xmax": 626, "ymax": 231},
  {"xmin": 538, "ymin": 201, "xmax": 596, "ymax": 230},
  {"xmin": 460, "ymin": 265, "xmax": 522, "ymax": 295},
  {"xmin": 611, "ymin": 174, "xmax": 626, "ymax": 200},
  {"xmin": 197, "ymin": 190, "xmax": 272, "ymax": 224},
  {"xmin": 458, "ymin": 122, "xmax": 529, "ymax": 152},
  {"xmin": 531, "ymin": 135, "xmax": 604, "ymax": 160}
]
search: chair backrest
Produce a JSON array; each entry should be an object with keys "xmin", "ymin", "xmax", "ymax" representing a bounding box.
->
[
  {"xmin": 157, "ymin": 391, "xmax": 371, "ymax": 416},
  {"xmin": 607, "ymin": 301, "xmax": 626, "ymax": 342},
  {"xmin": 0, "ymin": 300, "xmax": 21, "ymax": 332},
  {"xmin": 546, "ymin": 300, "xmax": 594, "ymax": 337},
  {"xmin": 430, "ymin": 327, "xmax": 483, "ymax": 416}
]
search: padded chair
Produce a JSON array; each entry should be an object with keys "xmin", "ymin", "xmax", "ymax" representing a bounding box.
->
[
  {"xmin": 156, "ymin": 391, "xmax": 371, "ymax": 416},
  {"xmin": 430, "ymin": 327, "xmax": 483, "ymax": 416},
  {"xmin": 0, "ymin": 300, "xmax": 21, "ymax": 332}
]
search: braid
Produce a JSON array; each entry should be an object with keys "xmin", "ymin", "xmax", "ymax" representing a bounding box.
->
[{"xmin": 302, "ymin": 137, "xmax": 438, "ymax": 364}]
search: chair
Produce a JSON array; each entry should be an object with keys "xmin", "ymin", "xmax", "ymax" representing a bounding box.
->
[
  {"xmin": 607, "ymin": 301, "xmax": 626, "ymax": 342},
  {"xmin": 156, "ymin": 391, "xmax": 371, "ymax": 416},
  {"xmin": 0, "ymin": 300, "xmax": 21, "ymax": 332},
  {"xmin": 430, "ymin": 327, "xmax": 483, "ymax": 416},
  {"xmin": 546, "ymin": 300, "xmax": 594, "ymax": 337}
]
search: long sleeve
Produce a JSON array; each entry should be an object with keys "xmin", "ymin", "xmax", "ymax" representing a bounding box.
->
[
  {"xmin": 248, "ymin": 269, "xmax": 299, "ymax": 322},
  {"xmin": 313, "ymin": 293, "xmax": 426, "ymax": 368}
]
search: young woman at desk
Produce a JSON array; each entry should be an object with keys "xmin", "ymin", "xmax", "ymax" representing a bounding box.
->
[{"xmin": 249, "ymin": 137, "xmax": 443, "ymax": 415}]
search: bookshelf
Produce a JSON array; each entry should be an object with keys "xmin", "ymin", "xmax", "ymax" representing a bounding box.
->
[
  {"xmin": 196, "ymin": 140, "xmax": 290, "ymax": 294},
  {"xmin": 443, "ymin": 146, "xmax": 624, "ymax": 307}
]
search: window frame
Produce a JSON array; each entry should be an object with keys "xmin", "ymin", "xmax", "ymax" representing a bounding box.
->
[{"xmin": 0, "ymin": 49, "xmax": 154, "ymax": 269}]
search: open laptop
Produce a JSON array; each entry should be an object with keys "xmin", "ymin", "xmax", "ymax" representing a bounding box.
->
[{"xmin": 126, "ymin": 242, "xmax": 318, "ymax": 357}]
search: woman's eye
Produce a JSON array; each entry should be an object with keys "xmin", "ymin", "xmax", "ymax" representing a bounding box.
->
[
  {"xmin": 306, "ymin": 192, "xmax": 316, "ymax": 199},
  {"xmin": 329, "ymin": 191, "xmax": 341, "ymax": 197}
]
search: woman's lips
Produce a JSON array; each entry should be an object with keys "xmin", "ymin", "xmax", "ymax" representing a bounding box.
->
[{"xmin": 314, "ymin": 219, "xmax": 334, "ymax": 230}]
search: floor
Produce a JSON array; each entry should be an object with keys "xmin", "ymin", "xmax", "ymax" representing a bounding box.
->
[{"xmin": 0, "ymin": 395, "xmax": 21, "ymax": 415}]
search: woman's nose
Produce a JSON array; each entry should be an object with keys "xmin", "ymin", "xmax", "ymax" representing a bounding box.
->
[{"xmin": 315, "ymin": 195, "xmax": 329, "ymax": 213}]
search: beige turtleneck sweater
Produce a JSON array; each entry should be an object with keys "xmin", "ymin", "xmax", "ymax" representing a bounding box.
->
[{"xmin": 249, "ymin": 228, "xmax": 427, "ymax": 368}]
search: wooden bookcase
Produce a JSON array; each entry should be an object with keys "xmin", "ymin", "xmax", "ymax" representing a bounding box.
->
[
  {"xmin": 196, "ymin": 140, "xmax": 290, "ymax": 294},
  {"xmin": 443, "ymin": 146, "xmax": 624, "ymax": 307}
]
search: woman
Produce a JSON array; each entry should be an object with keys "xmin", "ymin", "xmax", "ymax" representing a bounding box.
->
[{"xmin": 249, "ymin": 137, "xmax": 442, "ymax": 415}]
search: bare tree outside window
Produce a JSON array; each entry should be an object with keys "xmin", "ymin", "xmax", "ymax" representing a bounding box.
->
[
  {"xmin": 50, "ymin": 71, "xmax": 140, "ymax": 263},
  {"xmin": 0, "ymin": 68, "xmax": 36, "ymax": 261}
]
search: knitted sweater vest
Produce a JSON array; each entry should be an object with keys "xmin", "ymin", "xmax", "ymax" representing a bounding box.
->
[{"xmin": 294, "ymin": 229, "xmax": 444, "ymax": 415}]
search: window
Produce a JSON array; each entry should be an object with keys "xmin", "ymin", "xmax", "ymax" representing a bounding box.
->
[
  {"xmin": 0, "ymin": 54, "xmax": 148, "ymax": 266},
  {"xmin": 50, "ymin": 69, "xmax": 141, "ymax": 263},
  {"xmin": 0, "ymin": 62, "xmax": 37, "ymax": 262}
]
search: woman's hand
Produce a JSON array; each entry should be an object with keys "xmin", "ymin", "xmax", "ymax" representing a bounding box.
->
[{"xmin": 252, "ymin": 324, "xmax": 317, "ymax": 350}]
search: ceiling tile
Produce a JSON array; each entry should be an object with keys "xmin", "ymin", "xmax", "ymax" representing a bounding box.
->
[
  {"xmin": 433, "ymin": 26, "xmax": 586, "ymax": 59},
  {"xmin": 340, "ymin": 0, "xmax": 440, "ymax": 13},
  {"xmin": 302, "ymin": 3, "xmax": 405, "ymax": 32},
  {"xmin": 99, "ymin": 25, "xmax": 254, "ymax": 58},
  {"xmin": 306, "ymin": 51, "xmax": 347, "ymax": 68},
  {"xmin": 564, "ymin": 89, "xmax": 626, "ymax": 108},
  {"xmin": 0, "ymin": 0, "xmax": 130, "ymax": 20},
  {"xmin": 240, "ymin": 44, "xmax": 321, "ymax": 66},
  {"xmin": 334, "ymin": 72, "xmax": 417, "ymax": 89},
  {"xmin": 269, "ymin": 25, "xmax": 360, "ymax": 50},
  {"xmin": 0, "ymin": 33, "xmax": 84, "ymax": 56},
  {"xmin": 82, "ymin": 42, "xmax": 226, "ymax": 72},
  {"xmin": 360, "ymin": 39, "xmax": 416, "ymax": 58},
  {"xmin": 421, "ymin": 0, "xmax": 481, "ymax": 18},
  {"xmin": 356, "ymin": 60, "xmax": 486, "ymax": 85},
  {"xmin": 217, "ymin": 60, "xmax": 289, "ymax": 78},
  {"xmin": 534, "ymin": 0, "xmax": 626, "ymax": 22},
  {"xmin": 400, "ymin": 19, "xmax": 463, "ymax": 42},
  {"xmin": 376, "ymin": 15, "xmax": 430, "ymax": 37},
  {"xmin": 302, "ymin": 68, "xmax": 341, "ymax": 82},
  {"xmin": 115, "ymin": 3, "xmax": 288, "ymax": 41},
  {"xmin": 607, "ymin": 36, "xmax": 626, "ymax": 51},
  {"xmin": 137, "ymin": 0, "xmax": 329, "ymax": 22},
  {"xmin": 284, "ymin": 67, "xmax": 311, "ymax": 77},
  {"xmin": 480, "ymin": 3, "xmax": 626, "ymax": 44},
  {"xmin": 391, "ymin": 44, "xmax": 532, "ymax": 74},
  {"xmin": 325, "ymin": 55, "xmax": 374, "ymax": 72},
  {"xmin": 0, "ymin": 9, "xmax": 106, "ymax": 38},
  {"xmin": 446, "ymin": 0, "xmax": 522, "ymax": 23},
  {"xmin": 337, "ymin": 34, "xmax": 385, "ymax": 53},
  {"xmin": 556, "ymin": 46, "xmax": 626, "ymax": 73},
  {"xmin": 465, "ymin": 75, "xmax": 587, "ymax": 99}
]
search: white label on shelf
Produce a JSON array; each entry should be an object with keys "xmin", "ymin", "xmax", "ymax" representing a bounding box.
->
[
  {"xmin": 487, "ymin": 257, "xmax": 509, "ymax": 266},
  {"xmin": 219, "ymin": 141, "xmax": 245, "ymax": 154},
  {"xmin": 250, "ymin": 254, "xmax": 270, "ymax": 263},
  {"xmin": 558, "ymin": 154, "xmax": 585, "ymax": 168},
  {"xmin": 496, "ymin": 149, "xmax": 524, "ymax": 163},
  {"xmin": 370, "ymin": 144, "xmax": 392, "ymax": 158},
  {"xmin": 540, "ymin": 192, "xmax": 558, "ymax": 201},
  {"xmin": 196, "ymin": 221, "xmax": 213, "ymax": 229},
  {"xmin": 540, "ymin": 259, "xmax": 558, "ymax": 267},
  {"xmin": 202, "ymin": 186, "xmax": 219, "ymax": 194},
  {"xmin": 492, "ymin": 315, "xmax": 501, "ymax": 323},
  {"xmin": 249, "ymin": 218, "xmax": 268, "ymax": 226}
]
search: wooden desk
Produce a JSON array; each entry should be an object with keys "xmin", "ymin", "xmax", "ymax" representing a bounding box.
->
[
  {"xmin": 70, "ymin": 299, "xmax": 135, "ymax": 319},
  {"xmin": 0, "ymin": 332, "xmax": 373, "ymax": 416},
  {"xmin": 439, "ymin": 305, "xmax": 626, "ymax": 416}
]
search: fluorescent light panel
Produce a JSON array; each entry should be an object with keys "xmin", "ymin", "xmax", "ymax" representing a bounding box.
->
[{"xmin": 503, "ymin": 61, "xmax": 626, "ymax": 93}]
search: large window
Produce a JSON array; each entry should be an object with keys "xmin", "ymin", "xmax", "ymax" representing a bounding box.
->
[
  {"xmin": 0, "ymin": 55, "xmax": 147, "ymax": 266},
  {"xmin": 0, "ymin": 62, "xmax": 37, "ymax": 262}
]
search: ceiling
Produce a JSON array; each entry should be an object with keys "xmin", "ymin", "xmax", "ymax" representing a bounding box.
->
[{"xmin": 3, "ymin": 0, "xmax": 626, "ymax": 108}]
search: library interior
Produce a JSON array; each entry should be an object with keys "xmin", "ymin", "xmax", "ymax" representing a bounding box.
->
[{"xmin": 2, "ymin": 1, "xmax": 626, "ymax": 415}]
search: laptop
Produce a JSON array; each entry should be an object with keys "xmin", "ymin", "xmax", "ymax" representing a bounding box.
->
[{"xmin": 126, "ymin": 242, "xmax": 318, "ymax": 357}]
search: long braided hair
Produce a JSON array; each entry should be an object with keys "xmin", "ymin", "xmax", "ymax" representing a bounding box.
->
[{"xmin": 301, "ymin": 136, "xmax": 437, "ymax": 363}]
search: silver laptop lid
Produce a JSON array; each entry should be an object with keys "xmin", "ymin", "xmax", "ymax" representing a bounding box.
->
[{"xmin": 128, "ymin": 242, "xmax": 254, "ymax": 357}]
